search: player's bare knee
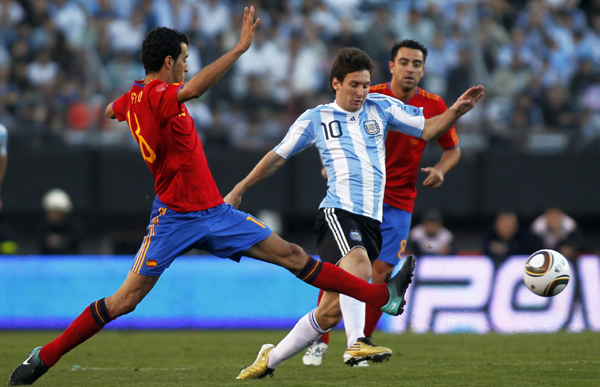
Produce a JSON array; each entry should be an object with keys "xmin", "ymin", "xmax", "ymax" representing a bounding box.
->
[
  {"xmin": 316, "ymin": 310, "xmax": 342, "ymax": 330},
  {"xmin": 111, "ymin": 300, "xmax": 137, "ymax": 317}
]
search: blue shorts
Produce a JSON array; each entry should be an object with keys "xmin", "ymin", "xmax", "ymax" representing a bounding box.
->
[
  {"xmin": 131, "ymin": 197, "xmax": 273, "ymax": 276},
  {"xmin": 377, "ymin": 203, "xmax": 412, "ymax": 266}
]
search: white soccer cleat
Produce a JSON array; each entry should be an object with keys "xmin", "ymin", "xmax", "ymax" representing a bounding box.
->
[
  {"xmin": 352, "ymin": 360, "xmax": 369, "ymax": 367},
  {"xmin": 302, "ymin": 341, "xmax": 328, "ymax": 366}
]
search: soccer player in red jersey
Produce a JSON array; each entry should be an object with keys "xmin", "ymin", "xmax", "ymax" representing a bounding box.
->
[
  {"xmin": 303, "ymin": 40, "xmax": 462, "ymax": 367},
  {"xmin": 8, "ymin": 9, "xmax": 414, "ymax": 386}
]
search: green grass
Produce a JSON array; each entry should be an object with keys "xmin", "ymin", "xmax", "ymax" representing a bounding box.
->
[{"xmin": 1, "ymin": 330, "xmax": 598, "ymax": 386}]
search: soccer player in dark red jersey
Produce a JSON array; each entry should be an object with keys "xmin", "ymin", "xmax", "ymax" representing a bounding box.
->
[
  {"xmin": 303, "ymin": 40, "xmax": 462, "ymax": 367},
  {"xmin": 7, "ymin": 8, "xmax": 414, "ymax": 386}
]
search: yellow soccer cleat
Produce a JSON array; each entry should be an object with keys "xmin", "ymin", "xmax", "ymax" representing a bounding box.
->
[
  {"xmin": 342, "ymin": 337, "xmax": 392, "ymax": 366},
  {"xmin": 236, "ymin": 344, "xmax": 275, "ymax": 379}
]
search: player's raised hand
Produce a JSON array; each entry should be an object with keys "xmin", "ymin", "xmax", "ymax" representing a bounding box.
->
[
  {"xmin": 451, "ymin": 85, "xmax": 484, "ymax": 116},
  {"xmin": 236, "ymin": 6, "xmax": 260, "ymax": 53}
]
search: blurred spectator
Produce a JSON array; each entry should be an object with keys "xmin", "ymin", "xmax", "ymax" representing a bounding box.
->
[
  {"xmin": 445, "ymin": 48, "xmax": 472, "ymax": 105},
  {"xmin": 394, "ymin": 7, "xmax": 435, "ymax": 47},
  {"xmin": 541, "ymin": 84, "xmax": 576, "ymax": 132},
  {"xmin": 26, "ymin": 49, "xmax": 58, "ymax": 87},
  {"xmin": 330, "ymin": 17, "xmax": 361, "ymax": 50},
  {"xmin": 408, "ymin": 208, "xmax": 456, "ymax": 256},
  {"xmin": 0, "ymin": 123, "xmax": 7, "ymax": 211},
  {"xmin": 39, "ymin": 188, "xmax": 83, "ymax": 254},
  {"xmin": 153, "ymin": 0, "xmax": 194, "ymax": 33},
  {"xmin": 360, "ymin": 6, "xmax": 394, "ymax": 60},
  {"xmin": 48, "ymin": 0, "xmax": 87, "ymax": 48},
  {"xmin": 106, "ymin": 11, "xmax": 146, "ymax": 54},
  {"xmin": 305, "ymin": 0, "xmax": 340, "ymax": 38},
  {"xmin": 483, "ymin": 211, "xmax": 540, "ymax": 264},
  {"xmin": 0, "ymin": 122, "xmax": 17, "ymax": 254},
  {"xmin": 196, "ymin": 0, "xmax": 231, "ymax": 42},
  {"xmin": 496, "ymin": 26, "xmax": 541, "ymax": 72},
  {"xmin": 570, "ymin": 59, "xmax": 598, "ymax": 99},
  {"xmin": 531, "ymin": 207, "xmax": 581, "ymax": 259}
]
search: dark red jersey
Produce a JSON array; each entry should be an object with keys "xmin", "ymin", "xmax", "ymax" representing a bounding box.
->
[
  {"xmin": 369, "ymin": 83, "xmax": 459, "ymax": 213},
  {"xmin": 112, "ymin": 79, "xmax": 223, "ymax": 212}
]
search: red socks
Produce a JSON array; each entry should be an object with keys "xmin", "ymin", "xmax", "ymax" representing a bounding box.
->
[
  {"xmin": 40, "ymin": 299, "xmax": 113, "ymax": 368},
  {"xmin": 297, "ymin": 257, "xmax": 389, "ymax": 309},
  {"xmin": 314, "ymin": 274, "xmax": 384, "ymax": 344},
  {"xmin": 364, "ymin": 304, "xmax": 384, "ymax": 336}
]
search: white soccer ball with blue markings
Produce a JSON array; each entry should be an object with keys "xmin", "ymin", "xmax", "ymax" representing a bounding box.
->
[{"xmin": 523, "ymin": 249, "xmax": 570, "ymax": 297}]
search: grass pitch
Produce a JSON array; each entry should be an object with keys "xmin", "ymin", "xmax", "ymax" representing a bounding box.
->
[{"xmin": 1, "ymin": 330, "xmax": 598, "ymax": 386}]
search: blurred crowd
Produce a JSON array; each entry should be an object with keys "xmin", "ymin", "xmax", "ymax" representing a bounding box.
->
[
  {"xmin": 407, "ymin": 206, "xmax": 583, "ymax": 261},
  {"xmin": 1, "ymin": 0, "xmax": 600, "ymax": 152}
]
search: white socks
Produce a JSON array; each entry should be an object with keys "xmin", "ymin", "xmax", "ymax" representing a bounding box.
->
[
  {"xmin": 340, "ymin": 294, "xmax": 366, "ymax": 348},
  {"xmin": 268, "ymin": 309, "xmax": 328, "ymax": 369}
]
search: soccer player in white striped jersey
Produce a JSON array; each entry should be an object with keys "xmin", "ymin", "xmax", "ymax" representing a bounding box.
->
[{"xmin": 228, "ymin": 48, "xmax": 483, "ymax": 379}]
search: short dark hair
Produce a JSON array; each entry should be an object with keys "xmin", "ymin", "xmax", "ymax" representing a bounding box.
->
[
  {"xmin": 141, "ymin": 27, "xmax": 190, "ymax": 74},
  {"xmin": 390, "ymin": 39, "xmax": 428, "ymax": 63},
  {"xmin": 329, "ymin": 47, "xmax": 374, "ymax": 95}
]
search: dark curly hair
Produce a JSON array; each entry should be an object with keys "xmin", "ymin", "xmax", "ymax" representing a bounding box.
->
[
  {"xmin": 141, "ymin": 27, "xmax": 190, "ymax": 75},
  {"xmin": 390, "ymin": 39, "xmax": 428, "ymax": 63},
  {"xmin": 329, "ymin": 47, "xmax": 374, "ymax": 95}
]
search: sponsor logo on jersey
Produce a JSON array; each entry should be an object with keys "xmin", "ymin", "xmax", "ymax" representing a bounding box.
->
[
  {"xmin": 349, "ymin": 230, "xmax": 362, "ymax": 241},
  {"xmin": 146, "ymin": 259, "xmax": 158, "ymax": 267},
  {"xmin": 364, "ymin": 120, "xmax": 380, "ymax": 135}
]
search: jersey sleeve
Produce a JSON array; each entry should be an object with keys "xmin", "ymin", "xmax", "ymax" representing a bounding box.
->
[
  {"xmin": 147, "ymin": 82, "xmax": 184, "ymax": 125},
  {"xmin": 273, "ymin": 112, "xmax": 316, "ymax": 159},
  {"xmin": 112, "ymin": 94, "xmax": 129, "ymax": 122},
  {"xmin": 377, "ymin": 97, "xmax": 425, "ymax": 138},
  {"xmin": 433, "ymin": 98, "xmax": 460, "ymax": 149}
]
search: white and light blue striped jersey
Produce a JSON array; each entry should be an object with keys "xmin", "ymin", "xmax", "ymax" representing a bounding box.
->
[{"xmin": 273, "ymin": 93, "xmax": 425, "ymax": 222}]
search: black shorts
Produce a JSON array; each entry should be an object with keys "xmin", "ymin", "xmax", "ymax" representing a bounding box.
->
[{"xmin": 314, "ymin": 207, "xmax": 382, "ymax": 265}]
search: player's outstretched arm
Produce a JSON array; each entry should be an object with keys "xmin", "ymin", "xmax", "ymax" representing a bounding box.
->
[
  {"xmin": 224, "ymin": 150, "xmax": 287, "ymax": 209},
  {"xmin": 422, "ymin": 146, "xmax": 461, "ymax": 188},
  {"xmin": 177, "ymin": 6, "xmax": 259, "ymax": 104},
  {"xmin": 421, "ymin": 85, "xmax": 484, "ymax": 141}
]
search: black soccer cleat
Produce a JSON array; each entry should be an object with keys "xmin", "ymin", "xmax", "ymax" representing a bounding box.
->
[
  {"xmin": 380, "ymin": 255, "xmax": 416, "ymax": 316},
  {"xmin": 8, "ymin": 346, "xmax": 48, "ymax": 386}
]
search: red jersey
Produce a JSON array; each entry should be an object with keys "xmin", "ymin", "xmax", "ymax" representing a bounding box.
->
[
  {"xmin": 369, "ymin": 83, "xmax": 459, "ymax": 213},
  {"xmin": 112, "ymin": 79, "xmax": 223, "ymax": 212}
]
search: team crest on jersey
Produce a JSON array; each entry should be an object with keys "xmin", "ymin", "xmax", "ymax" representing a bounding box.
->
[
  {"xmin": 349, "ymin": 230, "xmax": 362, "ymax": 241},
  {"xmin": 364, "ymin": 120, "xmax": 380, "ymax": 135}
]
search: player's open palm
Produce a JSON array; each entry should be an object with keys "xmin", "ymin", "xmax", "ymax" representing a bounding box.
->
[
  {"xmin": 237, "ymin": 6, "xmax": 260, "ymax": 53},
  {"xmin": 453, "ymin": 85, "xmax": 484, "ymax": 116}
]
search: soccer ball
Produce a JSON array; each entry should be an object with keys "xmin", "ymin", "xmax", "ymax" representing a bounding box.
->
[{"xmin": 523, "ymin": 249, "xmax": 570, "ymax": 297}]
